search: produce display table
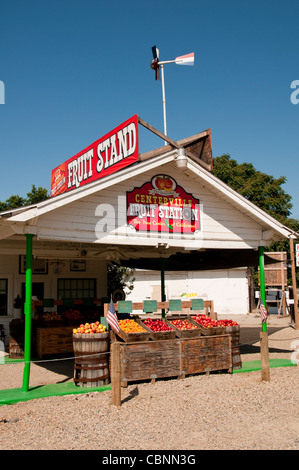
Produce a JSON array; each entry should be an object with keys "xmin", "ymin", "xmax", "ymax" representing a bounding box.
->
[
  {"xmin": 36, "ymin": 326, "xmax": 74, "ymax": 358},
  {"xmin": 112, "ymin": 334, "xmax": 232, "ymax": 387}
]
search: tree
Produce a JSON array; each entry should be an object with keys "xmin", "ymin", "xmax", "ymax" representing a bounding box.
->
[
  {"xmin": 213, "ymin": 154, "xmax": 293, "ymax": 223},
  {"xmin": 213, "ymin": 154, "xmax": 299, "ymax": 285},
  {"xmin": 0, "ymin": 185, "xmax": 49, "ymax": 211},
  {"xmin": 26, "ymin": 185, "xmax": 49, "ymax": 205},
  {"xmin": 107, "ymin": 264, "xmax": 135, "ymax": 299}
]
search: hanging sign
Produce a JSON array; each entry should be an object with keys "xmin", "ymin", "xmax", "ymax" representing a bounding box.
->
[
  {"xmin": 296, "ymin": 244, "xmax": 299, "ymax": 267},
  {"xmin": 51, "ymin": 115, "xmax": 139, "ymax": 197},
  {"xmin": 127, "ymin": 175, "xmax": 200, "ymax": 234}
]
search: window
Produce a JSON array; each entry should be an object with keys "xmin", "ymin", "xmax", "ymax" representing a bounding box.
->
[
  {"xmin": 0, "ymin": 279, "xmax": 8, "ymax": 316},
  {"xmin": 57, "ymin": 278, "xmax": 96, "ymax": 300}
]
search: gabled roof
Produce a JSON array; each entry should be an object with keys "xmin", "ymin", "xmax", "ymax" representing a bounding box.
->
[{"xmin": 0, "ymin": 128, "xmax": 297, "ymax": 243}]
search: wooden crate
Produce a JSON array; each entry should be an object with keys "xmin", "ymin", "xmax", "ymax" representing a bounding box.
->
[
  {"xmin": 9, "ymin": 338, "xmax": 24, "ymax": 358},
  {"xmin": 136, "ymin": 319, "xmax": 176, "ymax": 341},
  {"xmin": 117, "ymin": 335, "xmax": 232, "ymax": 386},
  {"xmin": 225, "ymin": 325, "xmax": 242, "ymax": 370},
  {"xmin": 115, "ymin": 322, "xmax": 150, "ymax": 343},
  {"xmin": 166, "ymin": 318, "xmax": 201, "ymax": 339},
  {"xmin": 180, "ymin": 335, "xmax": 231, "ymax": 376},
  {"xmin": 119, "ymin": 339, "xmax": 181, "ymax": 384},
  {"xmin": 36, "ymin": 326, "xmax": 74, "ymax": 358}
]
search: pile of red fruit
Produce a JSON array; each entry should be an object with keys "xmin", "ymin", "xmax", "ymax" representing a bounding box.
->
[
  {"xmin": 143, "ymin": 318, "xmax": 174, "ymax": 332},
  {"xmin": 170, "ymin": 319, "xmax": 198, "ymax": 330},
  {"xmin": 191, "ymin": 314, "xmax": 238, "ymax": 328},
  {"xmin": 64, "ymin": 309, "xmax": 84, "ymax": 321}
]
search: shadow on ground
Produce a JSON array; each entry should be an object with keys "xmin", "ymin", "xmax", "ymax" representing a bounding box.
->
[{"xmin": 239, "ymin": 325, "xmax": 292, "ymax": 355}]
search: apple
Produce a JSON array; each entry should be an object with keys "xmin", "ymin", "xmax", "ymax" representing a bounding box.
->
[
  {"xmin": 163, "ymin": 178, "xmax": 173, "ymax": 191},
  {"xmin": 155, "ymin": 178, "xmax": 165, "ymax": 190}
]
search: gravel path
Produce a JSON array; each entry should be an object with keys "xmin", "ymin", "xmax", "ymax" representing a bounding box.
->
[{"xmin": 0, "ymin": 316, "xmax": 298, "ymax": 451}]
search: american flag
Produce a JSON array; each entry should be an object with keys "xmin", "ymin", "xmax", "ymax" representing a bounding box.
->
[
  {"xmin": 260, "ymin": 298, "xmax": 268, "ymax": 323},
  {"xmin": 107, "ymin": 298, "xmax": 120, "ymax": 332}
]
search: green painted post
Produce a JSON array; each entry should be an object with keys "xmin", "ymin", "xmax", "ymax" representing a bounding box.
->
[
  {"xmin": 160, "ymin": 258, "xmax": 166, "ymax": 318},
  {"xmin": 258, "ymin": 246, "xmax": 267, "ymax": 333},
  {"xmin": 22, "ymin": 234, "xmax": 34, "ymax": 392}
]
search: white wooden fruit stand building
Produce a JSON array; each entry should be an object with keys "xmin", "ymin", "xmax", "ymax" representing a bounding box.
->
[{"xmin": 0, "ymin": 115, "xmax": 296, "ymax": 356}]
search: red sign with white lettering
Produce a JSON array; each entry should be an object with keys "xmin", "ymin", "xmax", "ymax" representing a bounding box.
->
[
  {"xmin": 127, "ymin": 175, "xmax": 200, "ymax": 233},
  {"xmin": 51, "ymin": 115, "xmax": 139, "ymax": 197}
]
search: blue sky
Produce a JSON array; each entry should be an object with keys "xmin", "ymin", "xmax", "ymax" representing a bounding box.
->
[{"xmin": 0, "ymin": 0, "xmax": 298, "ymax": 218}]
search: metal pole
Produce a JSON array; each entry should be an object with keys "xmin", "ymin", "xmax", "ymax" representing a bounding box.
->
[
  {"xmin": 160, "ymin": 65, "xmax": 167, "ymax": 144},
  {"xmin": 22, "ymin": 234, "xmax": 34, "ymax": 392},
  {"xmin": 259, "ymin": 246, "xmax": 267, "ymax": 332}
]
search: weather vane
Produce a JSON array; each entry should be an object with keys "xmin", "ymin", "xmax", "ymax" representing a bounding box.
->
[{"xmin": 150, "ymin": 45, "xmax": 194, "ymax": 144}]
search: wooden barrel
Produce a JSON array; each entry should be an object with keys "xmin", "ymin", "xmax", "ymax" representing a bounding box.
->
[
  {"xmin": 225, "ymin": 325, "xmax": 242, "ymax": 370},
  {"xmin": 73, "ymin": 333, "xmax": 110, "ymax": 387}
]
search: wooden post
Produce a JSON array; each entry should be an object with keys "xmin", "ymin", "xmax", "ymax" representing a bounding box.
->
[
  {"xmin": 289, "ymin": 238, "xmax": 299, "ymax": 330},
  {"xmin": 111, "ymin": 341, "xmax": 121, "ymax": 407},
  {"xmin": 259, "ymin": 246, "xmax": 270, "ymax": 382},
  {"xmin": 260, "ymin": 331, "xmax": 270, "ymax": 381}
]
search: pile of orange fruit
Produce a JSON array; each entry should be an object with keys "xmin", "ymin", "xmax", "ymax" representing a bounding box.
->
[{"xmin": 119, "ymin": 319, "xmax": 146, "ymax": 334}]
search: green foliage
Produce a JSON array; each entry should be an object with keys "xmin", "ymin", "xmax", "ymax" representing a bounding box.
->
[
  {"xmin": 26, "ymin": 185, "xmax": 49, "ymax": 205},
  {"xmin": 0, "ymin": 185, "xmax": 49, "ymax": 211},
  {"xmin": 107, "ymin": 263, "xmax": 135, "ymax": 298},
  {"xmin": 213, "ymin": 154, "xmax": 293, "ymax": 223},
  {"xmin": 213, "ymin": 154, "xmax": 299, "ymax": 285}
]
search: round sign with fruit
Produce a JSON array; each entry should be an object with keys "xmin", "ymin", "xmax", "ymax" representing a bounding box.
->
[{"xmin": 151, "ymin": 175, "xmax": 177, "ymax": 194}]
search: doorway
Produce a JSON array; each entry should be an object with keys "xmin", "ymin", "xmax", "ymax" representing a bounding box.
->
[{"xmin": 21, "ymin": 282, "xmax": 44, "ymax": 315}]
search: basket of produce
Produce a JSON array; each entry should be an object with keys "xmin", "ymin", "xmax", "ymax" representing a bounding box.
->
[
  {"xmin": 190, "ymin": 314, "xmax": 226, "ymax": 336},
  {"xmin": 63, "ymin": 309, "xmax": 84, "ymax": 325},
  {"xmin": 138, "ymin": 318, "xmax": 176, "ymax": 341},
  {"xmin": 166, "ymin": 318, "xmax": 201, "ymax": 338},
  {"xmin": 73, "ymin": 321, "xmax": 110, "ymax": 387},
  {"xmin": 40, "ymin": 312, "xmax": 64, "ymax": 326},
  {"xmin": 116, "ymin": 319, "xmax": 150, "ymax": 343}
]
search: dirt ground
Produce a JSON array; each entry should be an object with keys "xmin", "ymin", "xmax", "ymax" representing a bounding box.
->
[{"xmin": 0, "ymin": 314, "xmax": 298, "ymax": 451}]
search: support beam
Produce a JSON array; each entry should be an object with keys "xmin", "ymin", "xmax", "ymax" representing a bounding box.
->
[
  {"xmin": 260, "ymin": 331, "xmax": 270, "ymax": 381},
  {"xmin": 22, "ymin": 234, "xmax": 34, "ymax": 392},
  {"xmin": 259, "ymin": 246, "xmax": 267, "ymax": 333},
  {"xmin": 259, "ymin": 245, "xmax": 270, "ymax": 381},
  {"xmin": 138, "ymin": 116, "xmax": 179, "ymax": 149},
  {"xmin": 111, "ymin": 341, "xmax": 121, "ymax": 407}
]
